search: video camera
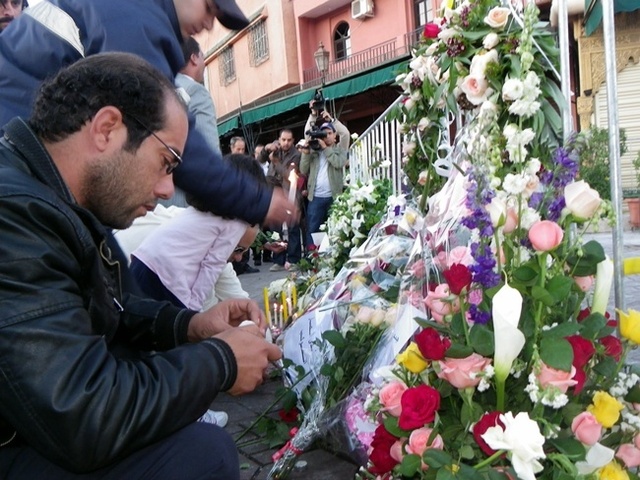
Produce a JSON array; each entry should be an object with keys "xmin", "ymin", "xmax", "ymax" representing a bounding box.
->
[
  {"xmin": 311, "ymin": 89, "xmax": 326, "ymax": 114},
  {"xmin": 305, "ymin": 125, "xmax": 327, "ymax": 151}
]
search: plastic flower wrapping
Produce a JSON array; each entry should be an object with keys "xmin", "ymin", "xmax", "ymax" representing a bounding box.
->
[{"xmin": 268, "ymin": 200, "xmax": 425, "ymax": 478}]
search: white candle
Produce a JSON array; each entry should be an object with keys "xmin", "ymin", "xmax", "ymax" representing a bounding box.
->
[{"xmin": 288, "ymin": 167, "xmax": 298, "ymax": 204}]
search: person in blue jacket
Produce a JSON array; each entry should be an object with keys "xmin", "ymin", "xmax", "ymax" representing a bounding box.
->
[{"xmin": 0, "ymin": 0, "xmax": 296, "ymax": 229}]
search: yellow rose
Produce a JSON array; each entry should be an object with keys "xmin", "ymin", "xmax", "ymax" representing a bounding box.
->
[
  {"xmin": 396, "ymin": 342, "xmax": 429, "ymax": 373},
  {"xmin": 588, "ymin": 391, "xmax": 624, "ymax": 428},
  {"xmin": 598, "ymin": 461, "xmax": 630, "ymax": 480},
  {"xmin": 618, "ymin": 309, "xmax": 640, "ymax": 344}
]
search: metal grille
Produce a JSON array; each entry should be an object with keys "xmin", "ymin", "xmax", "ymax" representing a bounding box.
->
[
  {"xmin": 219, "ymin": 46, "xmax": 236, "ymax": 85},
  {"xmin": 249, "ymin": 20, "xmax": 269, "ymax": 67}
]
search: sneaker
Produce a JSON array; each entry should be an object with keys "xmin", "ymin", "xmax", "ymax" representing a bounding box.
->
[
  {"xmin": 244, "ymin": 265, "xmax": 259, "ymax": 274},
  {"xmin": 269, "ymin": 263, "xmax": 285, "ymax": 272},
  {"xmin": 198, "ymin": 409, "xmax": 228, "ymax": 427}
]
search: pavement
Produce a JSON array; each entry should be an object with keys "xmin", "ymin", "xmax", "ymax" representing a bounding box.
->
[{"xmin": 217, "ymin": 224, "xmax": 640, "ymax": 480}]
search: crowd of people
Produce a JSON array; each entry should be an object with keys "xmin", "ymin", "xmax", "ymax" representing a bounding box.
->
[{"xmin": 0, "ymin": 0, "xmax": 350, "ymax": 478}]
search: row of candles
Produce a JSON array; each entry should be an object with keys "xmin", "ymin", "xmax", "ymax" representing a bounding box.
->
[{"xmin": 263, "ymin": 285, "xmax": 297, "ymax": 330}]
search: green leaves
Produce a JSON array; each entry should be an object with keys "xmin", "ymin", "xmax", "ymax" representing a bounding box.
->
[
  {"xmin": 540, "ymin": 337, "xmax": 573, "ymax": 371},
  {"xmin": 566, "ymin": 240, "xmax": 606, "ymax": 277}
]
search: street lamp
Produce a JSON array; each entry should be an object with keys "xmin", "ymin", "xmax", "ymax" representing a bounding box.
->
[{"xmin": 313, "ymin": 41, "xmax": 330, "ymax": 85}]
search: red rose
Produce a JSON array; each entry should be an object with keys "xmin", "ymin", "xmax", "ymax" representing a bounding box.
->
[
  {"xmin": 442, "ymin": 263, "xmax": 472, "ymax": 295},
  {"xmin": 578, "ymin": 308, "xmax": 615, "ymax": 326},
  {"xmin": 573, "ymin": 367, "xmax": 587, "ymax": 394},
  {"xmin": 600, "ymin": 335, "xmax": 623, "ymax": 361},
  {"xmin": 423, "ymin": 22, "xmax": 441, "ymax": 39},
  {"xmin": 368, "ymin": 425, "xmax": 399, "ymax": 475},
  {"xmin": 414, "ymin": 327, "xmax": 451, "ymax": 360},
  {"xmin": 278, "ymin": 407, "xmax": 299, "ymax": 423},
  {"xmin": 473, "ymin": 411, "xmax": 505, "ymax": 456},
  {"xmin": 398, "ymin": 385, "xmax": 440, "ymax": 430},
  {"xmin": 566, "ymin": 335, "xmax": 596, "ymax": 369}
]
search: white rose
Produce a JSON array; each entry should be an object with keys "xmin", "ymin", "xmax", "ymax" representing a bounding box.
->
[
  {"xmin": 417, "ymin": 117, "xmax": 430, "ymax": 131},
  {"xmin": 484, "ymin": 7, "xmax": 510, "ymax": 29},
  {"xmin": 483, "ymin": 32, "xmax": 499, "ymax": 50},
  {"xmin": 486, "ymin": 197, "xmax": 507, "ymax": 228},
  {"xmin": 502, "ymin": 77, "xmax": 524, "ymax": 101},
  {"xmin": 469, "ymin": 49, "xmax": 498, "ymax": 77},
  {"xmin": 564, "ymin": 180, "xmax": 602, "ymax": 220}
]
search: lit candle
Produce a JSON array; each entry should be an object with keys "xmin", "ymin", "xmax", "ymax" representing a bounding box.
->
[
  {"xmin": 263, "ymin": 287, "xmax": 271, "ymax": 325},
  {"xmin": 281, "ymin": 291, "xmax": 288, "ymax": 321},
  {"xmin": 288, "ymin": 167, "xmax": 298, "ymax": 204},
  {"xmin": 273, "ymin": 302, "xmax": 278, "ymax": 327},
  {"xmin": 278, "ymin": 305, "xmax": 283, "ymax": 329}
]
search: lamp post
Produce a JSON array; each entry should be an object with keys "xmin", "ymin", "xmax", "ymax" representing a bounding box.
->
[{"xmin": 313, "ymin": 41, "xmax": 330, "ymax": 86}]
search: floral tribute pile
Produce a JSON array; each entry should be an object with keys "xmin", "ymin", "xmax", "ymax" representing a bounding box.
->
[
  {"xmin": 268, "ymin": 2, "xmax": 640, "ymax": 479},
  {"xmin": 352, "ymin": 1, "xmax": 640, "ymax": 479}
]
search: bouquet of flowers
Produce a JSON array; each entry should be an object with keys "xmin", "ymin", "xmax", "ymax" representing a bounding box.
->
[
  {"xmin": 269, "ymin": 200, "xmax": 425, "ymax": 478},
  {"xmin": 352, "ymin": 1, "xmax": 639, "ymax": 479}
]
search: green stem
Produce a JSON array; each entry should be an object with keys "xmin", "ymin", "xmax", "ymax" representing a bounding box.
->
[
  {"xmin": 533, "ymin": 253, "xmax": 548, "ymax": 344},
  {"xmin": 496, "ymin": 375, "xmax": 505, "ymax": 412},
  {"xmin": 419, "ymin": 168, "xmax": 431, "ymax": 213},
  {"xmin": 474, "ymin": 449, "xmax": 505, "ymax": 470},
  {"xmin": 459, "ymin": 295, "xmax": 471, "ymax": 346},
  {"xmin": 234, "ymin": 369, "xmax": 311, "ymax": 443}
]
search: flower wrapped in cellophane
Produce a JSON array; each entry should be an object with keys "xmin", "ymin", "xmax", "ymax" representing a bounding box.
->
[
  {"xmin": 270, "ymin": 200, "xmax": 426, "ymax": 478},
  {"xmin": 355, "ymin": 1, "xmax": 639, "ymax": 479}
]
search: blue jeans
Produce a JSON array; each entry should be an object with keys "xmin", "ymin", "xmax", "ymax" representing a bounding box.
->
[
  {"xmin": 305, "ymin": 196, "xmax": 334, "ymax": 249},
  {"xmin": 130, "ymin": 256, "xmax": 186, "ymax": 308},
  {"xmin": 0, "ymin": 423, "xmax": 239, "ymax": 479}
]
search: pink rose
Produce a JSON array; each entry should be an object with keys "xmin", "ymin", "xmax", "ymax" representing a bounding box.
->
[
  {"xmin": 537, "ymin": 363, "xmax": 577, "ymax": 393},
  {"xmin": 468, "ymin": 289, "xmax": 483, "ymax": 305},
  {"xmin": 406, "ymin": 427, "xmax": 444, "ymax": 457},
  {"xmin": 616, "ymin": 443, "xmax": 640, "ymax": 468},
  {"xmin": 379, "ymin": 381, "xmax": 408, "ymax": 418},
  {"xmin": 424, "ymin": 284, "xmax": 460, "ymax": 323},
  {"xmin": 571, "ymin": 411, "xmax": 602, "ymax": 446},
  {"xmin": 405, "ymin": 290, "xmax": 426, "ymax": 310},
  {"xmin": 484, "ymin": 6, "xmax": 510, "ymax": 28},
  {"xmin": 574, "ymin": 275, "xmax": 594, "ymax": 292},
  {"xmin": 409, "ymin": 259, "xmax": 426, "ymax": 277},
  {"xmin": 437, "ymin": 353, "xmax": 491, "ymax": 389},
  {"xmin": 389, "ymin": 439, "xmax": 405, "ymax": 463},
  {"xmin": 460, "ymin": 75, "xmax": 490, "ymax": 106},
  {"xmin": 448, "ymin": 246, "xmax": 473, "ymax": 267},
  {"xmin": 528, "ymin": 220, "xmax": 564, "ymax": 252},
  {"xmin": 503, "ymin": 207, "xmax": 518, "ymax": 234}
]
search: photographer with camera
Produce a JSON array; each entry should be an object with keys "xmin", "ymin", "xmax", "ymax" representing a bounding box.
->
[
  {"xmin": 300, "ymin": 98, "xmax": 350, "ymax": 250},
  {"xmin": 259, "ymin": 129, "xmax": 303, "ymax": 271}
]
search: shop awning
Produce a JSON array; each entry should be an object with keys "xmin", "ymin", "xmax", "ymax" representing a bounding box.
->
[
  {"xmin": 584, "ymin": 0, "xmax": 640, "ymax": 36},
  {"xmin": 217, "ymin": 115, "xmax": 239, "ymax": 136},
  {"xmin": 237, "ymin": 61, "xmax": 406, "ymax": 127}
]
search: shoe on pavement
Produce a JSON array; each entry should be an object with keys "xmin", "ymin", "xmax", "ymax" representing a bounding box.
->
[
  {"xmin": 269, "ymin": 263, "xmax": 285, "ymax": 272},
  {"xmin": 198, "ymin": 409, "xmax": 228, "ymax": 427},
  {"xmin": 244, "ymin": 265, "xmax": 259, "ymax": 274},
  {"xmin": 254, "ymin": 260, "xmax": 262, "ymax": 266}
]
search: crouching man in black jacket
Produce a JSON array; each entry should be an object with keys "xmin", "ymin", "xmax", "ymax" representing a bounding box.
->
[{"xmin": 0, "ymin": 53, "xmax": 281, "ymax": 479}]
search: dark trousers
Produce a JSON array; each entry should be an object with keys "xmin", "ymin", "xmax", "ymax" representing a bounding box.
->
[
  {"xmin": 272, "ymin": 222, "xmax": 302, "ymax": 266},
  {"xmin": 129, "ymin": 256, "xmax": 186, "ymax": 308},
  {"xmin": 305, "ymin": 196, "xmax": 333, "ymax": 248},
  {"xmin": 0, "ymin": 422, "xmax": 239, "ymax": 480}
]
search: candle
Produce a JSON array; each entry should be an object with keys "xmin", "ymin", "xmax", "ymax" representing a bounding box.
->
[
  {"xmin": 281, "ymin": 291, "xmax": 288, "ymax": 322},
  {"xmin": 288, "ymin": 167, "xmax": 298, "ymax": 204},
  {"xmin": 263, "ymin": 287, "xmax": 271, "ymax": 325},
  {"xmin": 278, "ymin": 305, "xmax": 283, "ymax": 329},
  {"xmin": 291, "ymin": 285, "xmax": 297, "ymax": 312},
  {"xmin": 273, "ymin": 302, "xmax": 278, "ymax": 328}
]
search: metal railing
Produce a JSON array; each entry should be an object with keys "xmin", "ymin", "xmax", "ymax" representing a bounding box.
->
[{"xmin": 348, "ymin": 95, "xmax": 405, "ymax": 195}]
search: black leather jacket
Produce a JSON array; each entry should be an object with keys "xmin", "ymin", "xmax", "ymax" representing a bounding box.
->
[{"xmin": 0, "ymin": 119, "xmax": 237, "ymax": 473}]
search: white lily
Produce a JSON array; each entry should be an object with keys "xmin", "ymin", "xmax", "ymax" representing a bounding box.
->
[
  {"xmin": 492, "ymin": 282, "xmax": 525, "ymax": 410},
  {"xmin": 591, "ymin": 257, "xmax": 613, "ymax": 316}
]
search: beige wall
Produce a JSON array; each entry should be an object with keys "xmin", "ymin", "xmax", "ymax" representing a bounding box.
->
[{"xmin": 196, "ymin": 0, "xmax": 301, "ymax": 119}]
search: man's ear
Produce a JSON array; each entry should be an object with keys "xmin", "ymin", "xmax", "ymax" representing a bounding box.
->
[
  {"xmin": 90, "ymin": 106, "xmax": 126, "ymax": 152},
  {"xmin": 190, "ymin": 53, "xmax": 199, "ymax": 66}
]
